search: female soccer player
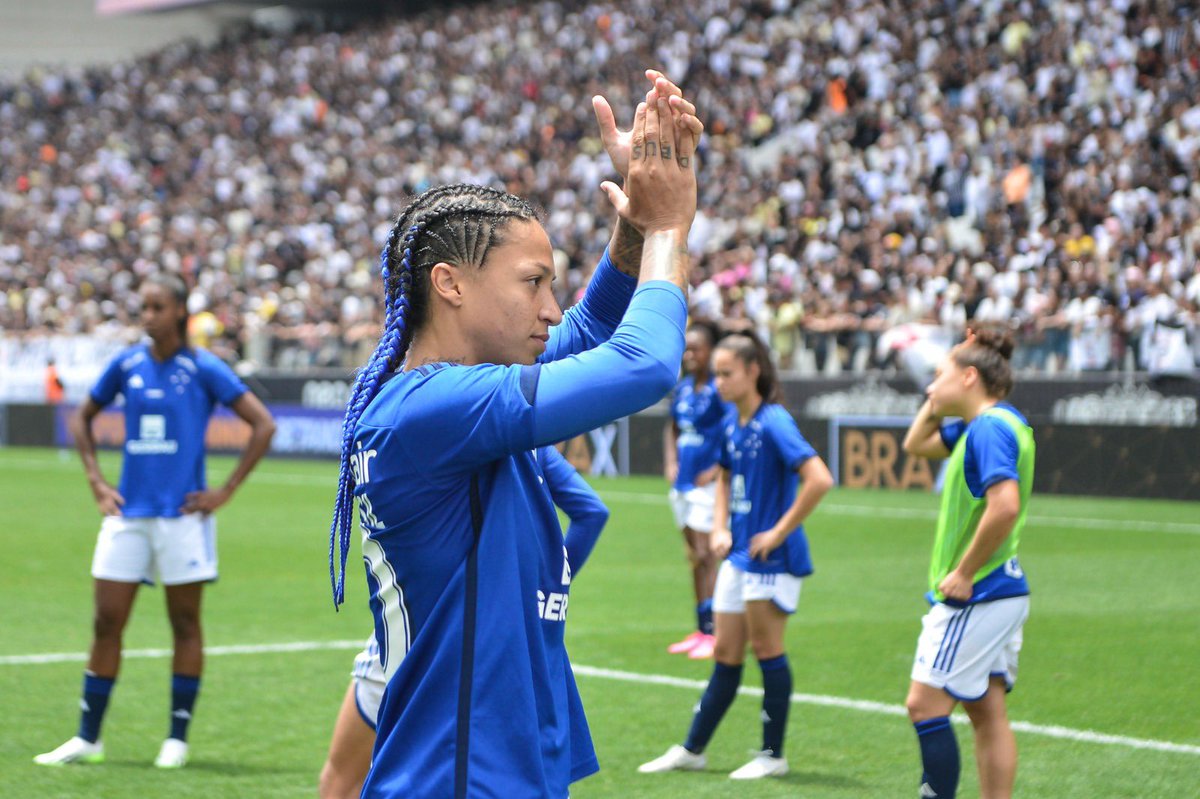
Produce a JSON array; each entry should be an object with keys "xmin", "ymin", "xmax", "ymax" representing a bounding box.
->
[
  {"xmin": 319, "ymin": 445, "xmax": 610, "ymax": 799},
  {"xmin": 640, "ymin": 332, "xmax": 833, "ymax": 781},
  {"xmin": 663, "ymin": 318, "xmax": 725, "ymax": 659},
  {"xmin": 900, "ymin": 327, "xmax": 1035, "ymax": 799},
  {"xmin": 35, "ymin": 273, "xmax": 276, "ymax": 769},
  {"xmin": 327, "ymin": 73, "xmax": 702, "ymax": 798}
]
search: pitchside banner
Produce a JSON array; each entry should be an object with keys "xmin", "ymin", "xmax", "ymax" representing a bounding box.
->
[
  {"xmin": 53, "ymin": 403, "xmax": 345, "ymax": 458},
  {"xmin": 827, "ymin": 416, "xmax": 943, "ymax": 490}
]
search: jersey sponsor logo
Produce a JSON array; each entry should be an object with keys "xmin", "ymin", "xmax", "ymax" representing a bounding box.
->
[
  {"xmin": 127, "ymin": 413, "xmax": 179, "ymax": 454},
  {"xmin": 129, "ymin": 374, "xmax": 145, "ymax": 389},
  {"xmin": 539, "ymin": 547, "xmax": 573, "ymax": 622},
  {"xmin": 730, "ymin": 474, "xmax": 752, "ymax": 514},
  {"xmin": 537, "ymin": 589, "xmax": 569, "ymax": 622}
]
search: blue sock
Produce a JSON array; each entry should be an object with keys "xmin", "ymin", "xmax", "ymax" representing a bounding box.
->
[
  {"xmin": 77, "ymin": 672, "xmax": 115, "ymax": 743},
  {"xmin": 683, "ymin": 662, "xmax": 742, "ymax": 753},
  {"xmin": 696, "ymin": 599, "xmax": 714, "ymax": 636},
  {"xmin": 169, "ymin": 674, "xmax": 201, "ymax": 742},
  {"xmin": 759, "ymin": 654, "xmax": 791, "ymax": 757},
  {"xmin": 914, "ymin": 716, "xmax": 959, "ymax": 798}
]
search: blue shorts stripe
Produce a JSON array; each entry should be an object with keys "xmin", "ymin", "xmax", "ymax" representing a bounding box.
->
[
  {"xmin": 932, "ymin": 608, "xmax": 965, "ymax": 672},
  {"xmin": 943, "ymin": 605, "xmax": 974, "ymax": 672}
]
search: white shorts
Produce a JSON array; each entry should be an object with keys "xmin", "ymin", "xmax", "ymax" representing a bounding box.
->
[
  {"xmin": 911, "ymin": 596, "xmax": 1029, "ymax": 702},
  {"xmin": 669, "ymin": 483, "xmax": 717, "ymax": 533},
  {"xmin": 711, "ymin": 559, "xmax": 803, "ymax": 615},
  {"xmin": 351, "ymin": 635, "xmax": 385, "ymax": 730},
  {"xmin": 91, "ymin": 514, "xmax": 218, "ymax": 586}
]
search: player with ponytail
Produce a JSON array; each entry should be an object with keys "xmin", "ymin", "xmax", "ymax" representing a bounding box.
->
[
  {"xmin": 901, "ymin": 325, "xmax": 1036, "ymax": 799},
  {"xmin": 330, "ymin": 72, "xmax": 703, "ymax": 799},
  {"xmin": 640, "ymin": 330, "xmax": 833, "ymax": 781}
]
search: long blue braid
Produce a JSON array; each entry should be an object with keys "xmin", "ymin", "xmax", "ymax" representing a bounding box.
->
[{"xmin": 328, "ymin": 222, "xmax": 418, "ymax": 607}]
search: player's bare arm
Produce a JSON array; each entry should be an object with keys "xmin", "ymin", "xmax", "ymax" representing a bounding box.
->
[
  {"xmin": 182, "ymin": 392, "xmax": 276, "ymax": 515},
  {"xmin": 937, "ymin": 479, "xmax": 1021, "ymax": 601},
  {"xmin": 69, "ymin": 397, "xmax": 124, "ymax": 516},
  {"xmin": 903, "ymin": 399, "xmax": 950, "ymax": 459},
  {"xmin": 748, "ymin": 457, "xmax": 833, "ymax": 560}
]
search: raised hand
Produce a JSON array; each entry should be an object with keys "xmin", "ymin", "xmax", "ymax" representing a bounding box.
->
[
  {"xmin": 592, "ymin": 70, "xmax": 699, "ymax": 181},
  {"xmin": 601, "ymin": 89, "xmax": 700, "ymax": 236}
]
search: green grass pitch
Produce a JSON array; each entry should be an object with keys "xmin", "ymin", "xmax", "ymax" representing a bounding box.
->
[{"xmin": 0, "ymin": 446, "xmax": 1197, "ymax": 797}]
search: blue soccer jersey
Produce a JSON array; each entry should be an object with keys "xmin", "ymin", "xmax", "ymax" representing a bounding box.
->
[
  {"xmin": 719, "ymin": 403, "xmax": 818, "ymax": 577},
  {"xmin": 89, "ymin": 344, "xmax": 247, "ymax": 517},
  {"xmin": 669, "ymin": 375, "xmax": 726, "ymax": 491},
  {"xmin": 355, "ymin": 254, "xmax": 686, "ymax": 799},
  {"xmin": 537, "ymin": 446, "xmax": 608, "ymax": 576}
]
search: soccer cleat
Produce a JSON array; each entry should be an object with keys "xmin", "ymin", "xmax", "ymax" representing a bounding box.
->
[
  {"xmin": 729, "ymin": 751, "xmax": 789, "ymax": 780},
  {"xmin": 154, "ymin": 738, "xmax": 188, "ymax": 769},
  {"xmin": 638, "ymin": 744, "xmax": 707, "ymax": 773},
  {"xmin": 687, "ymin": 633, "xmax": 716, "ymax": 660},
  {"xmin": 667, "ymin": 631, "xmax": 704, "ymax": 654},
  {"xmin": 33, "ymin": 736, "xmax": 105, "ymax": 766}
]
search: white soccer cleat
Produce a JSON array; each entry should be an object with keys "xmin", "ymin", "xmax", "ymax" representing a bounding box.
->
[
  {"xmin": 154, "ymin": 738, "xmax": 188, "ymax": 769},
  {"xmin": 637, "ymin": 744, "xmax": 707, "ymax": 773},
  {"xmin": 729, "ymin": 751, "xmax": 788, "ymax": 780},
  {"xmin": 33, "ymin": 736, "xmax": 105, "ymax": 766}
]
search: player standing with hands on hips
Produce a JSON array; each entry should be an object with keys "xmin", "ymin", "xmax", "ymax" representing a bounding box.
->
[
  {"xmin": 35, "ymin": 273, "xmax": 276, "ymax": 769},
  {"xmin": 327, "ymin": 71, "xmax": 702, "ymax": 798},
  {"xmin": 901, "ymin": 326, "xmax": 1035, "ymax": 799},
  {"xmin": 640, "ymin": 331, "xmax": 833, "ymax": 781}
]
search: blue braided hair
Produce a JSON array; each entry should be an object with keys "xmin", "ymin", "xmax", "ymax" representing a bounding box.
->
[{"xmin": 328, "ymin": 184, "xmax": 540, "ymax": 608}]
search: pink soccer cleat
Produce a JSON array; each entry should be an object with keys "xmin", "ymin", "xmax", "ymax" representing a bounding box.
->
[
  {"xmin": 687, "ymin": 633, "xmax": 716, "ymax": 659},
  {"xmin": 666, "ymin": 631, "xmax": 704, "ymax": 654}
]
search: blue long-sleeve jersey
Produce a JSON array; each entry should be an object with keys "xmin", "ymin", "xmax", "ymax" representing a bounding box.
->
[{"xmin": 356, "ymin": 253, "xmax": 685, "ymax": 799}]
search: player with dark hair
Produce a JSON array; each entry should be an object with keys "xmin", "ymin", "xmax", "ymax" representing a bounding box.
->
[
  {"xmin": 662, "ymin": 317, "xmax": 725, "ymax": 659},
  {"xmin": 35, "ymin": 272, "xmax": 276, "ymax": 769},
  {"xmin": 319, "ymin": 445, "xmax": 609, "ymax": 799},
  {"xmin": 900, "ymin": 326, "xmax": 1035, "ymax": 799},
  {"xmin": 640, "ymin": 331, "xmax": 833, "ymax": 781},
  {"xmin": 327, "ymin": 73, "xmax": 702, "ymax": 798}
]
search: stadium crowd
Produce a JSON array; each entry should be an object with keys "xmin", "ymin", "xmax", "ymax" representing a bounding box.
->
[{"xmin": 1, "ymin": 0, "xmax": 1198, "ymax": 375}]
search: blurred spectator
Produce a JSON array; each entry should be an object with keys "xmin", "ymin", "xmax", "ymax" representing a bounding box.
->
[{"xmin": 0, "ymin": 0, "xmax": 1196, "ymax": 378}]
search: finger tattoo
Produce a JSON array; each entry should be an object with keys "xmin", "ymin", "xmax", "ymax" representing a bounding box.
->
[
  {"xmin": 661, "ymin": 144, "xmax": 672, "ymax": 160},
  {"xmin": 632, "ymin": 144, "xmax": 643, "ymax": 160},
  {"xmin": 679, "ymin": 156, "xmax": 690, "ymax": 168},
  {"xmin": 645, "ymin": 141, "xmax": 657, "ymax": 158}
]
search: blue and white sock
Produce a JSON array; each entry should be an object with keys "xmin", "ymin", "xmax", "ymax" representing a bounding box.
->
[
  {"xmin": 683, "ymin": 662, "xmax": 742, "ymax": 753},
  {"xmin": 759, "ymin": 654, "xmax": 792, "ymax": 757},
  {"xmin": 914, "ymin": 716, "xmax": 959, "ymax": 798},
  {"xmin": 77, "ymin": 672, "xmax": 115, "ymax": 743},
  {"xmin": 169, "ymin": 674, "xmax": 201, "ymax": 742}
]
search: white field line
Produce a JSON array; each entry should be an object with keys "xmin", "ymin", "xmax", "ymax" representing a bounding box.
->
[
  {"xmin": 4, "ymin": 458, "xmax": 1196, "ymax": 536},
  {"xmin": 0, "ymin": 639, "xmax": 1197, "ymax": 756},
  {"xmin": 570, "ymin": 665, "xmax": 1200, "ymax": 756}
]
